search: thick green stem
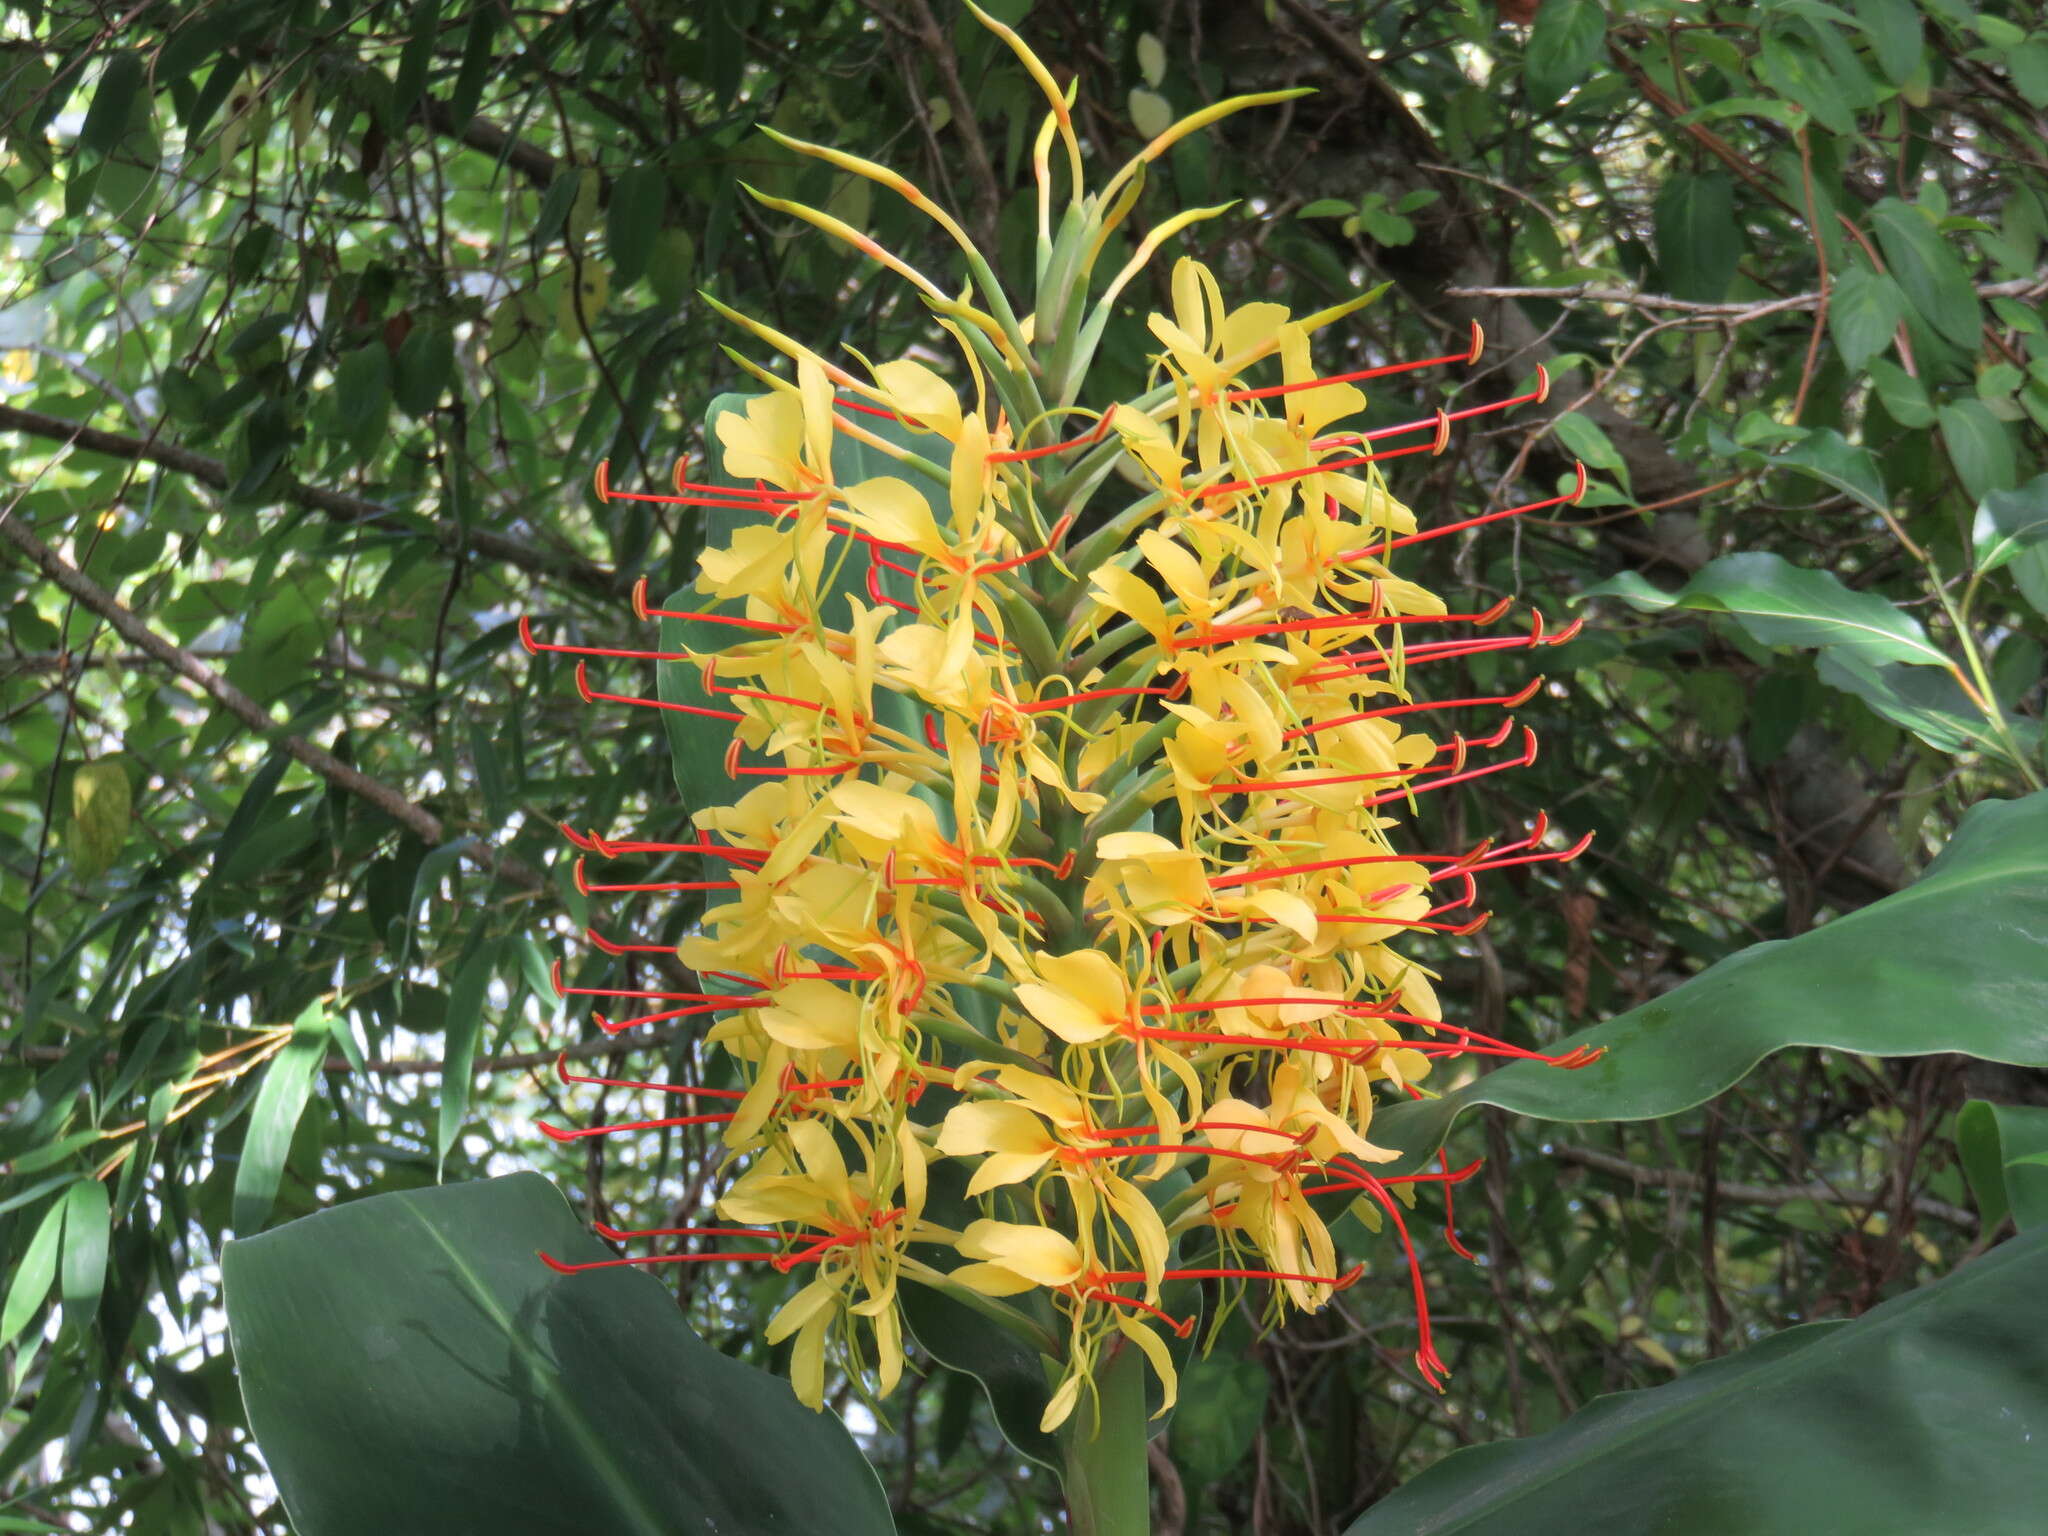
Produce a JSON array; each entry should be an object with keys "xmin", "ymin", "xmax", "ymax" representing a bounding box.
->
[{"xmin": 1059, "ymin": 1341, "xmax": 1151, "ymax": 1536}]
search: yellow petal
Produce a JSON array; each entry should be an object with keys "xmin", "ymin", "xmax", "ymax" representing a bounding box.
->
[
  {"xmin": 756, "ymin": 978, "xmax": 862, "ymax": 1053},
  {"xmin": 956, "ymin": 1218, "xmax": 1086, "ymax": 1286},
  {"xmin": 1115, "ymin": 1315, "xmax": 1178, "ymax": 1418}
]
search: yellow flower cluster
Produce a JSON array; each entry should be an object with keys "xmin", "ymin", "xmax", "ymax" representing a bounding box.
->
[{"xmin": 538, "ymin": 5, "xmax": 1589, "ymax": 1435}]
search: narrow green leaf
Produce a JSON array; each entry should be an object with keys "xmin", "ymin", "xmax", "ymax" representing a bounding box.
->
[
  {"xmin": 434, "ymin": 934, "xmax": 496, "ymax": 1179},
  {"xmin": 78, "ymin": 51, "xmax": 144, "ymax": 157},
  {"xmin": 222, "ymin": 1174, "xmax": 896, "ymax": 1536},
  {"xmin": 231, "ymin": 1003, "xmax": 331, "ymax": 1235},
  {"xmin": 1525, "ymin": 0, "xmax": 1608, "ymax": 107},
  {"xmin": 391, "ymin": 0, "xmax": 441, "ymax": 121},
  {"xmin": 1869, "ymin": 197, "xmax": 1982, "ymax": 351},
  {"xmin": 1344, "ymin": 1226, "xmax": 2048, "ymax": 1535},
  {"xmin": 68, "ymin": 758, "xmax": 130, "ymax": 880},
  {"xmin": 447, "ymin": 3, "xmax": 497, "ymax": 126},
  {"xmin": 606, "ymin": 164, "xmax": 667, "ymax": 287},
  {"xmin": 58, "ymin": 1176, "xmax": 110, "ymax": 1329},
  {"xmin": 1, "ymin": 1196, "xmax": 66, "ymax": 1348}
]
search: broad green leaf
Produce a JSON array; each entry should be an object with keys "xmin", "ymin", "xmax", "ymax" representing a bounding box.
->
[
  {"xmin": 1653, "ymin": 173, "xmax": 1739, "ymax": 302},
  {"xmin": 230, "ymin": 1003, "xmax": 331, "ymax": 1235},
  {"xmin": 68, "ymin": 758, "xmax": 130, "ymax": 880},
  {"xmin": 1770, "ymin": 428, "xmax": 1888, "ymax": 513},
  {"xmin": 1526, "ymin": 0, "xmax": 1608, "ymax": 107},
  {"xmin": 1343, "ymin": 1225, "xmax": 2048, "ymax": 1535},
  {"xmin": 223, "ymin": 1173, "xmax": 895, "ymax": 1536},
  {"xmin": 1868, "ymin": 197, "xmax": 1981, "ymax": 351},
  {"xmin": 1372, "ymin": 789, "xmax": 2048, "ymax": 1169},
  {"xmin": 1938, "ymin": 399, "xmax": 2018, "ymax": 502},
  {"xmin": 1815, "ymin": 650, "xmax": 2015, "ymax": 760},
  {"xmin": 0, "ymin": 1194, "xmax": 66, "ymax": 1349},
  {"xmin": 1581, "ymin": 550, "xmax": 1946, "ymax": 669},
  {"xmin": 1826, "ymin": 264, "xmax": 1905, "ymax": 371},
  {"xmin": 1957, "ymin": 1100, "xmax": 2048, "ymax": 1230},
  {"xmin": 434, "ymin": 933, "xmax": 496, "ymax": 1179},
  {"xmin": 393, "ymin": 322, "xmax": 455, "ymax": 417},
  {"xmin": 58, "ymin": 1175, "xmax": 109, "ymax": 1329},
  {"xmin": 1549, "ymin": 411, "xmax": 1628, "ymax": 490},
  {"xmin": 1170, "ymin": 1353, "xmax": 1268, "ymax": 1487}
]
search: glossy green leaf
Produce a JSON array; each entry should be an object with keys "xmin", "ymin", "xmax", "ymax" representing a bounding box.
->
[
  {"xmin": 0, "ymin": 1194, "xmax": 66, "ymax": 1349},
  {"xmin": 1957, "ymin": 1100, "xmax": 2048, "ymax": 1230},
  {"xmin": 1372, "ymin": 790, "xmax": 2048, "ymax": 1170},
  {"xmin": 1827, "ymin": 264, "xmax": 1905, "ymax": 371},
  {"xmin": 1815, "ymin": 650, "xmax": 2018, "ymax": 761},
  {"xmin": 1581, "ymin": 551, "xmax": 1946, "ymax": 669},
  {"xmin": 58, "ymin": 1175, "xmax": 109, "ymax": 1330},
  {"xmin": 1869, "ymin": 197, "xmax": 1981, "ymax": 351},
  {"xmin": 1525, "ymin": 0, "xmax": 1608, "ymax": 107},
  {"xmin": 1654, "ymin": 173, "xmax": 1739, "ymax": 302},
  {"xmin": 1344, "ymin": 1225, "xmax": 2048, "ymax": 1535},
  {"xmin": 223, "ymin": 1173, "xmax": 894, "ymax": 1536},
  {"xmin": 434, "ymin": 932, "xmax": 496, "ymax": 1179},
  {"xmin": 230, "ymin": 1003, "xmax": 330, "ymax": 1235}
]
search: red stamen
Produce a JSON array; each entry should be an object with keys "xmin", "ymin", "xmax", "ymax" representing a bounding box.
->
[
  {"xmin": 1279, "ymin": 678, "xmax": 1543, "ymax": 742},
  {"xmin": 554, "ymin": 1054, "xmax": 747, "ymax": 1099},
  {"xmin": 1340, "ymin": 464, "xmax": 1587, "ymax": 564},
  {"xmin": 574, "ymin": 858, "xmax": 739, "ymax": 896}
]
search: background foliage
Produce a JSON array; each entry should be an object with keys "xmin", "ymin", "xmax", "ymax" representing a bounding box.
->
[{"xmin": 3, "ymin": 0, "xmax": 2046, "ymax": 1530}]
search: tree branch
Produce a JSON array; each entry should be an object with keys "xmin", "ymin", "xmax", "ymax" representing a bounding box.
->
[
  {"xmin": 1553, "ymin": 1141, "xmax": 1977, "ymax": 1228},
  {"xmin": 0, "ymin": 403, "xmax": 624, "ymax": 600},
  {"xmin": 0, "ymin": 510, "xmax": 543, "ymax": 891}
]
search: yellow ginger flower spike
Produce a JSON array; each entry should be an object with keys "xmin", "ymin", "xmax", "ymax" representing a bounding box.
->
[{"xmin": 534, "ymin": 5, "xmax": 1600, "ymax": 1429}]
